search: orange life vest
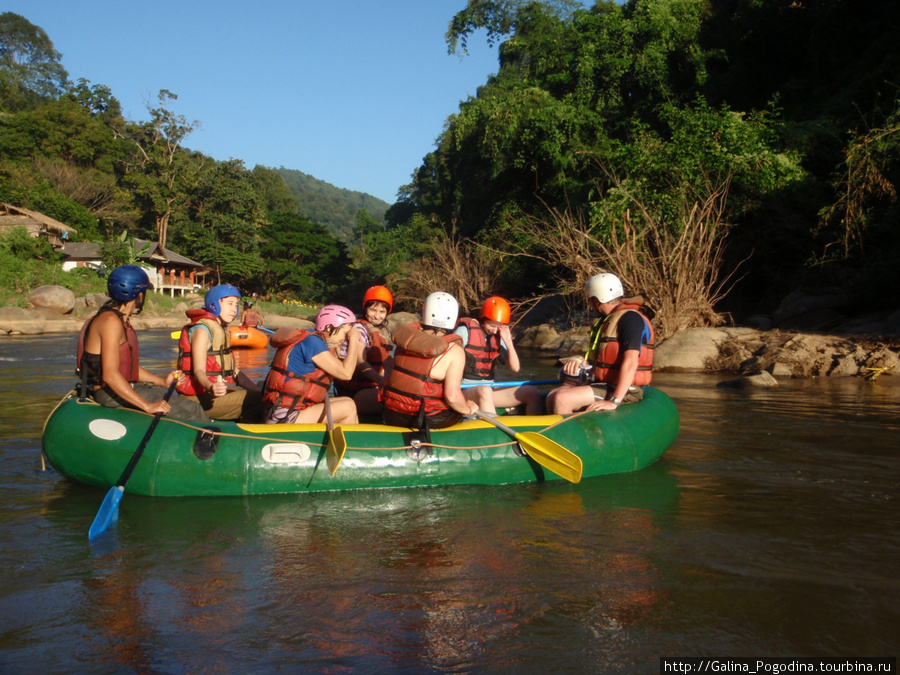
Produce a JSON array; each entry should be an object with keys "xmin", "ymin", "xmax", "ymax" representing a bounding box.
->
[
  {"xmin": 586, "ymin": 303, "xmax": 655, "ymax": 386},
  {"xmin": 457, "ymin": 317, "xmax": 502, "ymax": 380},
  {"xmin": 337, "ymin": 318, "xmax": 394, "ymax": 394},
  {"xmin": 263, "ymin": 329, "xmax": 333, "ymax": 414},
  {"xmin": 76, "ymin": 306, "xmax": 140, "ymax": 388},
  {"xmin": 176, "ymin": 309, "xmax": 235, "ymax": 396},
  {"xmin": 382, "ymin": 324, "xmax": 462, "ymax": 417}
]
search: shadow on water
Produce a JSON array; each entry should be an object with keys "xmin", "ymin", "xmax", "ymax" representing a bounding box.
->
[{"xmin": 1, "ymin": 334, "xmax": 898, "ymax": 672}]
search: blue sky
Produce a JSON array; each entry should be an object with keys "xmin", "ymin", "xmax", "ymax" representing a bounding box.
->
[{"xmin": 7, "ymin": 1, "xmax": 507, "ymax": 204}]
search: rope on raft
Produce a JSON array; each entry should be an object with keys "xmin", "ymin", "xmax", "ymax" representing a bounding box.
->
[{"xmin": 48, "ymin": 391, "xmax": 579, "ymax": 454}]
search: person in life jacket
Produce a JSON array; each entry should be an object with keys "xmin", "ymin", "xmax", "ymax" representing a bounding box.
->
[
  {"xmin": 546, "ymin": 273, "xmax": 655, "ymax": 414},
  {"xmin": 262, "ymin": 304, "xmax": 363, "ymax": 425},
  {"xmin": 176, "ymin": 284, "xmax": 264, "ymax": 422},
  {"xmin": 454, "ymin": 296, "xmax": 542, "ymax": 415},
  {"xmin": 239, "ymin": 299, "xmax": 263, "ymax": 328},
  {"xmin": 335, "ymin": 285, "xmax": 395, "ymax": 415},
  {"xmin": 76, "ymin": 264, "xmax": 209, "ymax": 422},
  {"xmin": 382, "ymin": 291, "xmax": 478, "ymax": 430}
]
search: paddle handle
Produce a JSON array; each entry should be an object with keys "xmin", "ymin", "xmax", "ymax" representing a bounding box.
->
[
  {"xmin": 114, "ymin": 381, "xmax": 176, "ymax": 487},
  {"xmin": 461, "ymin": 379, "xmax": 557, "ymax": 389}
]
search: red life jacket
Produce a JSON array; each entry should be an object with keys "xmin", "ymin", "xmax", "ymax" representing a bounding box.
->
[
  {"xmin": 76, "ymin": 306, "xmax": 140, "ymax": 388},
  {"xmin": 457, "ymin": 317, "xmax": 502, "ymax": 380},
  {"xmin": 176, "ymin": 309, "xmax": 235, "ymax": 396},
  {"xmin": 263, "ymin": 329, "xmax": 333, "ymax": 414},
  {"xmin": 337, "ymin": 318, "xmax": 394, "ymax": 394},
  {"xmin": 382, "ymin": 323, "xmax": 462, "ymax": 417},
  {"xmin": 587, "ymin": 303, "xmax": 655, "ymax": 386}
]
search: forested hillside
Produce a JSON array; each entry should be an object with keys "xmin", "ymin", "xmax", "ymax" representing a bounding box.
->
[{"xmin": 276, "ymin": 168, "xmax": 388, "ymax": 243}]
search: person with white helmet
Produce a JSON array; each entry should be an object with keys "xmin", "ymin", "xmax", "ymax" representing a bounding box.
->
[
  {"xmin": 262, "ymin": 304, "xmax": 363, "ymax": 424},
  {"xmin": 176, "ymin": 284, "xmax": 264, "ymax": 422},
  {"xmin": 546, "ymin": 272, "xmax": 655, "ymax": 414},
  {"xmin": 381, "ymin": 291, "xmax": 478, "ymax": 430},
  {"xmin": 76, "ymin": 265, "xmax": 209, "ymax": 422}
]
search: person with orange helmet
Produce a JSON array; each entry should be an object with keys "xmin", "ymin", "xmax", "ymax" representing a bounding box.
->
[
  {"xmin": 335, "ymin": 285, "xmax": 395, "ymax": 415},
  {"xmin": 453, "ymin": 296, "xmax": 541, "ymax": 415}
]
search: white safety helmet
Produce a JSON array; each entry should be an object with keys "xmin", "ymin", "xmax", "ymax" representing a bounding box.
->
[
  {"xmin": 586, "ymin": 273, "xmax": 624, "ymax": 304},
  {"xmin": 422, "ymin": 291, "xmax": 459, "ymax": 330}
]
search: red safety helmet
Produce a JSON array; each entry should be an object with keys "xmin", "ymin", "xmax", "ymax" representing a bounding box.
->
[
  {"xmin": 363, "ymin": 285, "xmax": 393, "ymax": 313},
  {"xmin": 480, "ymin": 296, "xmax": 511, "ymax": 324}
]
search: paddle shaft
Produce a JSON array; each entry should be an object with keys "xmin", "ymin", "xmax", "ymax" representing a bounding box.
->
[
  {"xmin": 114, "ymin": 381, "xmax": 177, "ymax": 487},
  {"xmin": 461, "ymin": 379, "xmax": 557, "ymax": 389}
]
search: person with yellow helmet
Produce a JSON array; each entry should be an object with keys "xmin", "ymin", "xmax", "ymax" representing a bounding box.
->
[
  {"xmin": 453, "ymin": 296, "xmax": 541, "ymax": 415},
  {"xmin": 335, "ymin": 285, "xmax": 395, "ymax": 415}
]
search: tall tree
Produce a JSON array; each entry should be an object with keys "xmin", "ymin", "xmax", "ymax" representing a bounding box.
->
[
  {"xmin": 0, "ymin": 12, "xmax": 68, "ymax": 110},
  {"xmin": 122, "ymin": 90, "xmax": 199, "ymax": 248}
]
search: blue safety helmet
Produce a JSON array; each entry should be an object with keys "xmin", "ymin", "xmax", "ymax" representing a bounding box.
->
[
  {"xmin": 107, "ymin": 265, "xmax": 152, "ymax": 302},
  {"xmin": 204, "ymin": 284, "xmax": 242, "ymax": 317}
]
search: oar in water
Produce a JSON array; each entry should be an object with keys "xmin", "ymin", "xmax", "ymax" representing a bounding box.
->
[
  {"xmin": 461, "ymin": 379, "xmax": 557, "ymax": 389},
  {"xmin": 474, "ymin": 410, "xmax": 583, "ymax": 484},
  {"xmin": 88, "ymin": 381, "xmax": 177, "ymax": 540},
  {"xmin": 170, "ymin": 325, "xmax": 275, "ymax": 339},
  {"xmin": 324, "ymin": 390, "xmax": 347, "ymax": 476}
]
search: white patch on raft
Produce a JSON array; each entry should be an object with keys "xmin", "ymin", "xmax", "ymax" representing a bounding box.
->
[
  {"xmin": 261, "ymin": 443, "xmax": 311, "ymax": 464},
  {"xmin": 88, "ymin": 419, "xmax": 128, "ymax": 441}
]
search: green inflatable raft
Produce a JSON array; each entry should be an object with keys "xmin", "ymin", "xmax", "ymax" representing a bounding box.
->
[{"xmin": 42, "ymin": 387, "xmax": 679, "ymax": 496}]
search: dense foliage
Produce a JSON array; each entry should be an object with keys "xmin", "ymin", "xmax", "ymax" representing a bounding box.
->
[{"xmin": 3, "ymin": 2, "xmax": 900, "ymax": 321}]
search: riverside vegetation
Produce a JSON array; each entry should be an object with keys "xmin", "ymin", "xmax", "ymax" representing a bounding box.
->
[{"xmin": 3, "ymin": 3, "xmax": 900, "ymax": 354}]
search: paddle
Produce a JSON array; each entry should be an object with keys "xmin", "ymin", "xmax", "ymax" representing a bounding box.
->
[
  {"xmin": 170, "ymin": 325, "xmax": 274, "ymax": 339},
  {"xmin": 88, "ymin": 381, "xmax": 177, "ymax": 540},
  {"xmin": 324, "ymin": 390, "xmax": 347, "ymax": 476},
  {"xmin": 461, "ymin": 379, "xmax": 557, "ymax": 389},
  {"xmin": 473, "ymin": 410, "xmax": 583, "ymax": 484}
]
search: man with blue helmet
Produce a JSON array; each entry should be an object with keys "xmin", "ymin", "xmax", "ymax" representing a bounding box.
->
[
  {"xmin": 176, "ymin": 284, "xmax": 263, "ymax": 421},
  {"xmin": 76, "ymin": 265, "xmax": 209, "ymax": 421}
]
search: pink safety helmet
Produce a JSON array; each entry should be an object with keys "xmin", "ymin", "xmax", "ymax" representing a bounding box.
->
[{"xmin": 315, "ymin": 304, "xmax": 356, "ymax": 332}]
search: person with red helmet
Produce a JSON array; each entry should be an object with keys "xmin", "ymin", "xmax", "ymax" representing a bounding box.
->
[
  {"xmin": 76, "ymin": 265, "xmax": 209, "ymax": 421},
  {"xmin": 263, "ymin": 304, "xmax": 363, "ymax": 425},
  {"xmin": 335, "ymin": 285, "xmax": 395, "ymax": 415},
  {"xmin": 176, "ymin": 284, "xmax": 264, "ymax": 421},
  {"xmin": 453, "ymin": 296, "xmax": 542, "ymax": 415}
]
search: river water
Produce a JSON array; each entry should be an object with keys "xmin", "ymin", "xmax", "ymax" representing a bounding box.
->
[{"xmin": 1, "ymin": 331, "xmax": 897, "ymax": 673}]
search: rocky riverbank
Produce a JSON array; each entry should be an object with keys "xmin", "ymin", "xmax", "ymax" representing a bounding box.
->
[{"xmin": 3, "ymin": 285, "xmax": 899, "ymax": 381}]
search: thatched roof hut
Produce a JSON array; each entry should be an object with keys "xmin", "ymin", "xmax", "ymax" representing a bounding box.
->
[{"xmin": 0, "ymin": 203, "xmax": 78, "ymax": 249}]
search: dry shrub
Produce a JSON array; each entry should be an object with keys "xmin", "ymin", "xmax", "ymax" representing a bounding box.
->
[
  {"xmin": 498, "ymin": 173, "xmax": 739, "ymax": 339},
  {"xmin": 391, "ymin": 226, "xmax": 499, "ymax": 316}
]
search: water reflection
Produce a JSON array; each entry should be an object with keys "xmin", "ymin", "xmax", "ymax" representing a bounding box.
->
[{"xmin": 1, "ymin": 333, "xmax": 899, "ymax": 671}]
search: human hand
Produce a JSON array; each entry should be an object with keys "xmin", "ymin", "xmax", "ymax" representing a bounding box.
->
[
  {"xmin": 585, "ymin": 399, "xmax": 617, "ymax": 412},
  {"xmin": 562, "ymin": 358, "xmax": 585, "ymax": 376},
  {"xmin": 144, "ymin": 399, "xmax": 171, "ymax": 415},
  {"xmin": 498, "ymin": 324, "xmax": 512, "ymax": 343},
  {"xmin": 211, "ymin": 376, "xmax": 228, "ymax": 397}
]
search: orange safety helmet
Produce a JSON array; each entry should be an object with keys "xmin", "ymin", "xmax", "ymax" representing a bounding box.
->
[
  {"xmin": 363, "ymin": 285, "xmax": 393, "ymax": 313},
  {"xmin": 480, "ymin": 296, "xmax": 511, "ymax": 324}
]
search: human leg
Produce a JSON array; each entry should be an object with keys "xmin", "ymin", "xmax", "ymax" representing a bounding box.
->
[
  {"xmin": 353, "ymin": 387, "xmax": 382, "ymax": 416},
  {"xmin": 545, "ymin": 384, "xmax": 595, "ymax": 414},
  {"xmin": 492, "ymin": 384, "xmax": 542, "ymax": 415},
  {"xmin": 463, "ymin": 385, "xmax": 495, "ymax": 414},
  {"xmin": 133, "ymin": 383, "xmax": 211, "ymax": 422}
]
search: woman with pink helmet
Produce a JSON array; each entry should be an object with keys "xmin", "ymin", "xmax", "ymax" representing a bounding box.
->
[{"xmin": 262, "ymin": 304, "xmax": 364, "ymax": 425}]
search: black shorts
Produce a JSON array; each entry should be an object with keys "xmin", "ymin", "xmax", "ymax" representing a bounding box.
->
[{"xmin": 382, "ymin": 407, "xmax": 463, "ymax": 430}]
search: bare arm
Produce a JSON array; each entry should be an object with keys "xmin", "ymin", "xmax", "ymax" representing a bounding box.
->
[
  {"xmin": 311, "ymin": 326, "xmax": 364, "ymax": 381},
  {"xmin": 96, "ymin": 315, "xmax": 170, "ymax": 414},
  {"xmin": 498, "ymin": 324, "xmax": 520, "ymax": 373},
  {"xmin": 442, "ymin": 345, "xmax": 479, "ymax": 415}
]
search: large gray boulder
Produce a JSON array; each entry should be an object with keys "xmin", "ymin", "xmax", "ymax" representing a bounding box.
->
[
  {"xmin": 27, "ymin": 285, "xmax": 76, "ymax": 314},
  {"xmin": 654, "ymin": 327, "xmax": 733, "ymax": 372}
]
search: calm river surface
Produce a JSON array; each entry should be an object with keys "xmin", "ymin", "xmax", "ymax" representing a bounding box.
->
[{"xmin": 1, "ymin": 331, "xmax": 897, "ymax": 673}]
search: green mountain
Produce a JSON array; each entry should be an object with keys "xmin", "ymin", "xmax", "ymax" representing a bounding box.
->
[{"xmin": 276, "ymin": 167, "xmax": 389, "ymax": 244}]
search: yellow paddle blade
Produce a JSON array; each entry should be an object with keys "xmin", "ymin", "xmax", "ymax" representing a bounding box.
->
[
  {"xmin": 515, "ymin": 431, "xmax": 583, "ymax": 484},
  {"xmin": 170, "ymin": 330, "xmax": 182, "ymax": 339},
  {"xmin": 326, "ymin": 426, "xmax": 348, "ymax": 476}
]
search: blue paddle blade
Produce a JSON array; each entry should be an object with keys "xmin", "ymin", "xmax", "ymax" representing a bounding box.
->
[{"xmin": 88, "ymin": 485, "xmax": 124, "ymax": 540}]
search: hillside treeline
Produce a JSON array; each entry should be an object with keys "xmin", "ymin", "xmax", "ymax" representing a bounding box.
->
[
  {"xmin": 0, "ymin": 11, "xmax": 389, "ymax": 304},
  {"xmin": 3, "ymin": 2, "xmax": 900, "ymax": 333}
]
